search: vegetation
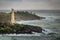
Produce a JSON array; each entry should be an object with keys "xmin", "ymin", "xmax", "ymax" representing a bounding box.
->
[{"xmin": 0, "ymin": 23, "xmax": 42, "ymax": 34}]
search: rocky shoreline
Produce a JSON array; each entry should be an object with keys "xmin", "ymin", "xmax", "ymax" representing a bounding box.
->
[
  {"xmin": 0, "ymin": 23, "xmax": 42, "ymax": 34},
  {"xmin": 15, "ymin": 11, "xmax": 45, "ymax": 21}
]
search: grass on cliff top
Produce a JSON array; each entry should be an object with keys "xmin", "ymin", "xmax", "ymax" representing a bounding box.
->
[{"xmin": 0, "ymin": 23, "xmax": 24, "ymax": 33}]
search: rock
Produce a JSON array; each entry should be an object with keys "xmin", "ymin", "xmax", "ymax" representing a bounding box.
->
[
  {"xmin": 0, "ymin": 23, "xmax": 42, "ymax": 34},
  {"xmin": 23, "ymin": 25, "xmax": 42, "ymax": 33}
]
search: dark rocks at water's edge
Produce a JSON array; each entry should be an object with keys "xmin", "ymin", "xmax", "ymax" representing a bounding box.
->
[
  {"xmin": 22, "ymin": 25, "xmax": 42, "ymax": 33},
  {"xmin": 0, "ymin": 23, "xmax": 42, "ymax": 34}
]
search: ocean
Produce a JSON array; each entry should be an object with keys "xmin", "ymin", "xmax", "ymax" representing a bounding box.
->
[{"xmin": 0, "ymin": 10, "xmax": 60, "ymax": 40}]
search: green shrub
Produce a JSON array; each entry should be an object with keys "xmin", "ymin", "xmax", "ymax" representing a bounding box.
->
[
  {"xmin": 0, "ymin": 27, "xmax": 5, "ymax": 31},
  {"xmin": 13, "ymin": 29, "xmax": 16, "ymax": 32},
  {"xmin": 19, "ymin": 24, "xmax": 24, "ymax": 28}
]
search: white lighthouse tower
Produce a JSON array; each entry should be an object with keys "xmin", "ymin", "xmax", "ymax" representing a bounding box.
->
[{"xmin": 10, "ymin": 8, "xmax": 15, "ymax": 25}]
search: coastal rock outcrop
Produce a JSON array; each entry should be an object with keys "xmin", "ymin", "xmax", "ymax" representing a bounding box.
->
[{"xmin": 0, "ymin": 23, "xmax": 42, "ymax": 34}]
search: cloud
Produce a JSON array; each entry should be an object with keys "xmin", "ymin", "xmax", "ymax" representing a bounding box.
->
[
  {"xmin": 0, "ymin": 0, "xmax": 60, "ymax": 10},
  {"xmin": 0, "ymin": 0, "xmax": 22, "ymax": 1}
]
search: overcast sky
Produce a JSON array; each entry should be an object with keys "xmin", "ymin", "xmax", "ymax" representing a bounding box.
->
[{"xmin": 0, "ymin": 0, "xmax": 60, "ymax": 10}]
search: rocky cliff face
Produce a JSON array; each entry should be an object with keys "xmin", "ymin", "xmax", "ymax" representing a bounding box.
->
[{"xmin": 15, "ymin": 11, "xmax": 43, "ymax": 21}]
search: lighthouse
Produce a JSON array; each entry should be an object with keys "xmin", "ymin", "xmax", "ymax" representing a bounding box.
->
[{"xmin": 10, "ymin": 8, "xmax": 15, "ymax": 25}]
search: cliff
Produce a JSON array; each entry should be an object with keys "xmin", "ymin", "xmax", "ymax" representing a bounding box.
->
[{"xmin": 15, "ymin": 11, "xmax": 45, "ymax": 21}]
